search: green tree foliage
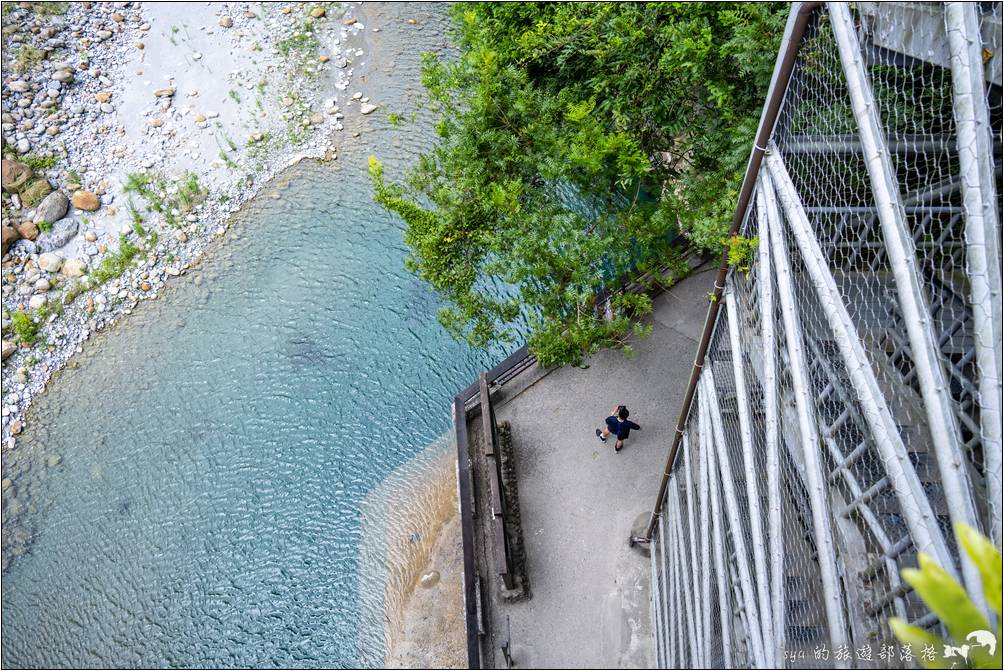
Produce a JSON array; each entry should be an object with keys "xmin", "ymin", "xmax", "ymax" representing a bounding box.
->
[
  {"xmin": 371, "ymin": 3, "xmax": 787, "ymax": 366},
  {"xmin": 889, "ymin": 523, "xmax": 1002, "ymax": 669}
]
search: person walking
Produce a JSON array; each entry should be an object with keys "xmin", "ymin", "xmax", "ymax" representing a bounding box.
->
[{"xmin": 596, "ymin": 404, "xmax": 641, "ymax": 453}]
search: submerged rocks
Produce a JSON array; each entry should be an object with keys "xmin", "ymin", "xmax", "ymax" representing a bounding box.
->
[
  {"xmin": 360, "ymin": 103, "xmax": 379, "ymax": 115},
  {"xmin": 35, "ymin": 191, "xmax": 69, "ymax": 224},
  {"xmin": 419, "ymin": 570, "xmax": 441, "ymax": 588}
]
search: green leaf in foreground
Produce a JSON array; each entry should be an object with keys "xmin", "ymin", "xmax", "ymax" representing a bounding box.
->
[{"xmin": 889, "ymin": 523, "xmax": 1002, "ymax": 669}]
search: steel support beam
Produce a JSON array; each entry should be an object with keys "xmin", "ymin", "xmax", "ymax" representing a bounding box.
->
[
  {"xmin": 669, "ymin": 491, "xmax": 685, "ymax": 668},
  {"xmin": 656, "ymin": 514, "xmax": 670, "ymax": 667},
  {"xmin": 671, "ymin": 485, "xmax": 697, "ymax": 667},
  {"xmin": 703, "ymin": 372, "xmax": 768, "ymax": 668},
  {"xmin": 660, "ymin": 508, "xmax": 675, "ymax": 669},
  {"xmin": 724, "ymin": 291, "xmax": 775, "ymax": 657},
  {"xmin": 783, "ymin": 134, "xmax": 957, "ymax": 155},
  {"xmin": 767, "ymin": 191, "xmax": 850, "ymax": 653},
  {"xmin": 945, "ymin": 0, "xmax": 1004, "ymax": 547},
  {"xmin": 703, "ymin": 392, "xmax": 733, "ymax": 668},
  {"xmin": 755, "ymin": 180, "xmax": 785, "ymax": 667},
  {"xmin": 829, "ymin": 1, "xmax": 985, "ymax": 610},
  {"xmin": 650, "ymin": 534, "xmax": 665, "ymax": 668},
  {"xmin": 681, "ymin": 439, "xmax": 704, "ymax": 665},
  {"xmin": 697, "ymin": 420, "xmax": 713, "ymax": 667},
  {"xmin": 764, "ymin": 149, "xmax": 956, "ymax": 574}
]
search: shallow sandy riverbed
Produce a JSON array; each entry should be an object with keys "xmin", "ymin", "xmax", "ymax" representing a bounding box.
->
[{"xmin": 358, "ymin": 434, "xmax": 466, "ymax": 668}]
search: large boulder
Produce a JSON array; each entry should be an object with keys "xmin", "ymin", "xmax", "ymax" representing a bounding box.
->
[
  {"xmin": 35, "ymin": 218, "xmax": 78, "ymax": 253},
  {"xmin": 2, "ymin": 226, "xmax": 19, "ymax": 254},
  {"xmin": 35, "ymin": 191, "xmax": 69, "ymax": 224},
  {"xmin": 2, "ymin": 159, "xmax": 33, "ymax": 193},
  {"xmin": 2, "ymin": 339, "xmax": 16, "ymax": 361},
  {"xmin": 71, "ymin": 190, "xmax": 100, "ymax": 211}
]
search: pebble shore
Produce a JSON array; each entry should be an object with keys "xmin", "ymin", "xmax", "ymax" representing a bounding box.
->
[{"xmin": 1, "ymin": 1, "xmax": 383, "ymax": 449}]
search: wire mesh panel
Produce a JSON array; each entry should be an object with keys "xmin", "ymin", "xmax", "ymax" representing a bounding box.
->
[{"xmin": 650, "ymin": 2, "xmax": 1001, "ymax": 668}]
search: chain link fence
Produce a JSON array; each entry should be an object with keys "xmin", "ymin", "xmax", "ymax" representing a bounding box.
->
[{"xmin": 650, "ymin": 2, "xmax": 1001, "ymax": 668}]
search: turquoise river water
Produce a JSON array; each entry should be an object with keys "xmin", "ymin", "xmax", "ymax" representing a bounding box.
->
[{"xmin": 1, "ymin": 4, "xmax": 511, "ymax": 667}]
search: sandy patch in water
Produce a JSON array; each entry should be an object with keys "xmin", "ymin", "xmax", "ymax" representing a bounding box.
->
[{"xmin": 357, "ymin": 433, "xmax": 465, "ymax": 668}]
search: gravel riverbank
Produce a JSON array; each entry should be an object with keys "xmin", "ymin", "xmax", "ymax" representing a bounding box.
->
[{"xmin": 1, "ymin": 1, "xmax": 382, "ymax": 449}]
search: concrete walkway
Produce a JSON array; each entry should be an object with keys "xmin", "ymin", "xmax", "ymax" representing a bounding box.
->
[{"xmin": 484, "ymin": 262, "xmax": 716, "ymax": 669}]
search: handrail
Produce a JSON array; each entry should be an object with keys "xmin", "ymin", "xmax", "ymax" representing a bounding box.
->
[
  {"xmin": 633, "ymin": 1, "xmax": 823, "ymax": 544},
  {"xmin": 453, "ymin": 343, "xmax": 535, "ymax": 669},
  {"xmin": 480, "ymin": 373, "xmax": 515, "ymax": 590}
]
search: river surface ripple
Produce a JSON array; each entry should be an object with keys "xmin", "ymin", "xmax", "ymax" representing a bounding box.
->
[{"xmin": 1, "ymin": 4, "xmax": 508, "ymax": 667}]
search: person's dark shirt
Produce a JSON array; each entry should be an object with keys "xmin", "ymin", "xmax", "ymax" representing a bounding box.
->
[{"xmin": 605, "ymin": 416, "xmax": 641, "ymax": 440}]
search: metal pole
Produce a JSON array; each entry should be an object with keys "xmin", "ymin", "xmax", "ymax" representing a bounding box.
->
[
  {"xmin": 658, "ymin": 507, "xmax": 673, "ymax": 669},
  {"xmin": 669, "ymin": 487, "xmax": 688, "ymax": 667},
  {"xmin": 828, "ymin": 1, "xmax": 986, "ymax": 608},
  {"xmin": 703, "ymin": 391, "xmax": 733, "ymax": 668},
  {"xmin": 767, "ymin": 197, "xmax": 849, "ymax": 653},
  {"xmin": 724, "ymin": 291, "xmax": 775, "ymax": 654},
  {"xmin": 702, "ymin": 372, "xmax": 768, "ymax": 668},
  {"xmin": 945, "ymin": 0, "xmax": 1003, "ymax": 547},
  {"xmin": 755, "ymin": 179, "xmax": 785, "ymax": 667},
  {"xmin": 664, "ymin": 496, "xmax": 680, "ymax": 668},
  {"xmin": 682, "ymin": 437, "xmax": 705, "ymax": 666},
  {"xmin": 649, "ymin": 540, "xmax": 665, "ymax": 668},
  {"xmin": 698, "ymin": 418, "xmax": 713, "ymax": 667},
  {"xmin": 764, "ymin": 150, "xmax": 956, "ymax": 574},
  {"xmin": 635, "ymin": 1, "xmax": 822, "ymax": 543},
  {"xmin": 672, "ymin": 483, "xmax": 700, "ymax": 666}
]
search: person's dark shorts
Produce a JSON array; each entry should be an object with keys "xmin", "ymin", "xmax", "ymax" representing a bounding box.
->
[{"xmin": 606, "ymin": 416, "xmax": 631, "ymax": 439}]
